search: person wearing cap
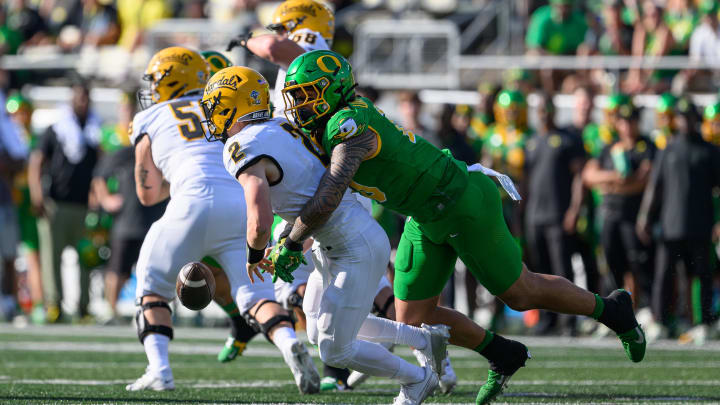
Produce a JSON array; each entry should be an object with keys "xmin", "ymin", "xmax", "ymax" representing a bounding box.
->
[
  {"xmin": 483, "ymin": 89, "xmax": 532, "ymax": 237},
  {"xmin": 583, "ymin": 97, "xmax": 656, "ymax": 308},
  {"xmin": 652, "ymin": 93, "xmax": 678, "ymax": 150},
  {"xmin": 6, "ymin": 93, "xmax": 45, "ymax": 324},
  {"xmin": 701, "ymin": 101, "xmax": 720, "ymax": 145},
  {"xmin": 637, "ymin": 98, "xmax": 720, "ymax": 343}
]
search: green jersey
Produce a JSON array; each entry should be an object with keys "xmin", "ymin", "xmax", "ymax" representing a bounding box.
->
[{"xmin": 319, "ymin": 97, "xmax": 468, "ymax": 223}]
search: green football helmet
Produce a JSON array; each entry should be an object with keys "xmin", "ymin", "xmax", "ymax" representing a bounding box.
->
[
  {"xmin": 202, "ymin": 50, "xmax": 233, "ymax": 77},
  {"xmin": 281, "ymin": 50, "xmax": 356, "ymax": 130}
]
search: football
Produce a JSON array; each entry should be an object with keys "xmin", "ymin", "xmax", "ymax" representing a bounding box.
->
[{"xmin": 176, "ymin": 261, "xmax": 216, "ymax": 310}]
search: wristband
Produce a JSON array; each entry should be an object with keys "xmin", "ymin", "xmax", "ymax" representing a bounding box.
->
[
  {"xmin": 283, "ymin": 237, "xmax": 304, "ymax": 252},
  {"xmin": 247, "ymin": 243, "xmax": 265, "ymax": 264}
]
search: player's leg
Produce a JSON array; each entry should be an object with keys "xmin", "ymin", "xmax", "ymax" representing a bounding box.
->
[
  {"xmin": 38, "ymin": 201, "xmax": 65, "ymax": 322},
  {"xmin": 678, "ymin": 239, "xmax": 715, "ymax": 344},
  {"xmin": 315, "ymin": 225, "xmax": 443, "ymax": 404},
  {"xmin": 214, "ymin": 246, "xmax": 320, "ymax": 394},
  {"xmin": 126, "ymin": 201, "xmax": 207, "ymax": 391}
]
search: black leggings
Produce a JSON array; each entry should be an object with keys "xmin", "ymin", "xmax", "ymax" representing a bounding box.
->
[
  {"xmin": 601, "ymin": 218, "xmax": 650, "ymax": 291},
  {"xmin": 653, "ymin": 239, "xmax": 715, "ymax": 325}
]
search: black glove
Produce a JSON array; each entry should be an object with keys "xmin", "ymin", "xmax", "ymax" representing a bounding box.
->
[{"xmin": 226, "ymin": 31, "xmax": 253, "ymax": 52}]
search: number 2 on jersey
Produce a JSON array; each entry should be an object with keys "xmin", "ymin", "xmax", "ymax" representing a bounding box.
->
[{"xmin": 169, "ymin": 100, "xmax": 205, "ymax": 141}]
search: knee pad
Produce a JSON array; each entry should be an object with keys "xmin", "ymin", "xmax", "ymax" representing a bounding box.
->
[
  {"xmin": 372, "ymin": 294, "xmax": 395, "ymax": 319},
  {"xmin": 243, "ymin": 300, "xmax": 295, "ymax": 342},
  {"xmin": 135, "ymin": 301, "xmax": 173, "ymax": 344},
  {"xmin": 318, "ymin": 336, "xmax": 353, "ymax": 369}
]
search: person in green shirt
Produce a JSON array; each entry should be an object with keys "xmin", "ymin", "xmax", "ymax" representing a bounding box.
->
[
  {"xmin": 652, "ymin": 93, "xmax": 678, "ymax": 150},
  {"xmin": 272, "ymin": 50, "xmax": 646, "ymax": 404},
  {"xmin": 525, "ymin": 0, "xmax": 588, "ymax": 55}
]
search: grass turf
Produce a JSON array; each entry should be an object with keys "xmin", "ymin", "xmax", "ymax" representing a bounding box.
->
[{"xmin": 1, "ymin": 325, "xmax": 719, "ymax": 404}]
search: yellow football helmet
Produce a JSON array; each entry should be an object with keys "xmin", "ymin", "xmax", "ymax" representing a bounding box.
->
[
  {"xmin": 201, "ymin": 66, "xmax": 271, "ymax": 142},
  {"xmin": 138, "ymin": 47, "xmax": 210, "ymax": 109},
  {"xmin": 268, "ymin": 0, "xmax": 335, "ymax": 42}
]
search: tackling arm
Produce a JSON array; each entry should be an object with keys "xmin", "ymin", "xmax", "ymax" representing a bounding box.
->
[
  {"xmin": 134, "ymin": 135, "xmax": 169, "ymax": 206},
  {"xmin": 246, "ymin": 34, "xmax": 306, "ymax": 69},
  {"xmin": 236, "ymin": 160, "xmax": 275, "ymax": 250},
  {"xmin": 287, "ymin": 130, "xmax": 377, "ymax": 244}
]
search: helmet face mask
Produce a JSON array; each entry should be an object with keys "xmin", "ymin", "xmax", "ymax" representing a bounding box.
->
[
  {"xmin": 281, "ymin": 50, "xmax": 355, "ymax": 131},
  {"xmin": 282, "ymin": 77, "xmax": 332, "ymax": 129},
  {"xmin": 138, "ymin": 47, "xmax": 210, "ymax": 110},
  {"xmin": 201, "ymin": 66, "xmax": 271, "ymax": 143}
]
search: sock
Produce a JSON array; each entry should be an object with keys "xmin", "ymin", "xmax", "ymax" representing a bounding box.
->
[
  {"xmin": 356, "ymin": 315, "xmax": 427, "ymax": 349},
  {"xmin": 271, "ymin": 326, "xmax": 298, "ymax": 353},
  {"xmin": 220, "ymin": 302, "xmax": 241, "ymax": 317},
  {"xmin": 473, "ymin": 330, "xmax": 494, "ymax": 354},
  {"xmin": 323, "ymin": 364, "xmax": 351, "ymax": 385},
  {"xmin": 345, "ymin": 339, "xmax": 424, "ymax": 384},
  {"xmin": 230, "ymin": 314, "xmax": 259, "ymax": 342},
  {"xmin": 594, "ymin": 291, "xmax": 638, "ymax": 333},
  {"xmin": 144, "ymin": 334, "xmax": 172, "ymax": 378}
]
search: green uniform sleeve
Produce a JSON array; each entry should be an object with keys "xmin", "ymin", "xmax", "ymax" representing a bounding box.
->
[
  {"xmin": 525, "ymin": 6, "xmax": 550, "ymax": 50},
  {"xmin": 322, "ymin": 106, "xmax": 370, "ymax": 154}
]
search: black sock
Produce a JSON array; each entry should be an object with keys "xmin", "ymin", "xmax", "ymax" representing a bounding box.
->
[
  {"xmin": 478, "ymin": 333, "xmax": 528, "ymax": 374},
  {"xmin": 231, "ymin": 315, "xmax": 258, "ymax": 342},
  {"xmin": 323, "ymin": 364, "xmax": 350, "ymax": 386},
  {"xmin": 597, "ymin": 291, "xmax": 638, "ymax": 334}
]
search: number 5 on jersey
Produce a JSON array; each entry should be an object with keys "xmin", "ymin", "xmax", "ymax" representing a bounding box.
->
[{"xmin": 169, "ymin": 100, "xmax": 205, "ymax": 141}]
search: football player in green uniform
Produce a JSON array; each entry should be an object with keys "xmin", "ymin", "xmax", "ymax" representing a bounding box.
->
[{"xmin": 272, "ymin": 50, "xmax": 646, "ymax": 404}]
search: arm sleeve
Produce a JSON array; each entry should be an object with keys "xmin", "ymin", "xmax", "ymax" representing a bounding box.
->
[
  {"xmin": 223, "ymin": 133, "xmax": 282, "ymax": 183},
  {"xmin": 525, "ymin": 7, "xmax": 547, "ymax": 49},
  {"xmin": 323, "ymin": 108, "xmax": 370, "ymax": 153}
]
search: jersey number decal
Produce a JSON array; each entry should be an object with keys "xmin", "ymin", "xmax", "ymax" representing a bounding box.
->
[
  {"xmin": 228, "ymin": 141, "xmax": 245, "ymax": 163},
  {"xmin": 280, "ymin": 122, "xmax": 330, "ymax": 166},
  {"xmin": 350, "ymin": 181, "xmax": 387, "ymax": 203},
  {"xmin": 291, "ymin": 33, "xmax": 316, "ymax": 45},
  {"xmin": 169, "ymin": 100, "xmax": 205, "ymax": 141}
]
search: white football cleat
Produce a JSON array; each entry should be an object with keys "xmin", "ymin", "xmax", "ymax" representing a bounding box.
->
[
  {"xmin": 417, "ymin": 324, "xmax": 450, "ymax": 376},
  {"xmin": 437, "ymin": 355, "xmax": 457, "ymax": 394},
  {"xmin": 282, "ymin": 341, "xmax": 320, "ymax": 394},
  {"xmin": 393, "ymin": 364, "xmax": 438, "ymax": 405},
  {"xmin": 125, "ymin": 367, "xmax": 174, "ymax": 391}
]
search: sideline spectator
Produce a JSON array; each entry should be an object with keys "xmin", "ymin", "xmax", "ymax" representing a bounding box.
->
[
  {"xmin": 28, "ymin": 83, "xmax": 101, "ymax": 323},
  {"xmin": 437, "ymin": 104, "xmax": 476, "ymax": 165},
  {"xmin": 682, "ymin": 1, "xmax": 720, "ymax": 90},
  {"xmin": 91, "ymin": 93, "xmax": 165, "ymax": 322},
  {"xmin": 0, "ymin": 89, "xmax": 28, "ymax": 321},
  {"xmin": 583, "ymin": 98, "xmax": 655, "ymax": 308},
  {"xmin": 637, "ymin": 99, "xmax": 719, "ymax": 342},
  {"xmin": 624, "ymin": 0, "xmax": 676, "ymax": 93},
  {"xmin": 6, "ymin": 93, "xmax": 45, "ymax": 324},
  {"xmin": 3, "ymin": 0, "xmax": 50, "ymax": 51},
  {"xmin": 396, "ymin": 90, "xmax": 438, "ymax": 146},
  {"xmin": 116, "ymin": 0, "xmax": 171, "ymax": 51},
  {"xmin": 524, "ymin": 93, "xmax": 586, "ymax": 334},
  {"xmin": 525, "ymin": 0, "xmax": 588, "ymax": 92},
  {"xmin": 664, "ymin": 0, "xmax": 698, "ymax": 53}
]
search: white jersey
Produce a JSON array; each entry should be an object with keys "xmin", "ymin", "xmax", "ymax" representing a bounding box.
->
[
  {"xmin": 130, "ymin": 95, "xmax": 237, "ymax": 196},
  {"xmin": 273, "ymin": 29, "xmax": 330, "ymax": 117},
  {"xmin": 223, "ymin": 117, "xmax": 369, "ymax": 244}
]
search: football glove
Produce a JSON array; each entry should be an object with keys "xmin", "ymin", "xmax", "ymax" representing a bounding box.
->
[{"xmin": 268, "ymin": 238, "xmax": 307, "ymax": 283}]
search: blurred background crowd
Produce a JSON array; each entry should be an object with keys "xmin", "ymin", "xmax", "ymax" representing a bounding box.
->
[{"xmin": 1, "ymin": 0, "xmax": 720, "ymax": 345}]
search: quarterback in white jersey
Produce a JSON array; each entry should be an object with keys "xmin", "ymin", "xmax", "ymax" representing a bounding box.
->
[
  {"xmin": 203, "ymin": 66, "xmax": 449, "ymax": 405},
  {"xmin": 126, "ymin": 47, "xmax": 319, "ymax": 394}
]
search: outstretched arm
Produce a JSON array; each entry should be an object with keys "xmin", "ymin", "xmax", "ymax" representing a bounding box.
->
[
  {"xmin": 287, "ymin": 130, "xmax": 377, "ymax": 244},
  {"xmin": 246, "ymin": 34, "xmax": 306, "ymax": 68}
]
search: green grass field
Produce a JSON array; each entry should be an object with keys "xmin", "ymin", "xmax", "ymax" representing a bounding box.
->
[{"xmin": 1, "ymin": 325, "xmax": 719, "ymax": 404}]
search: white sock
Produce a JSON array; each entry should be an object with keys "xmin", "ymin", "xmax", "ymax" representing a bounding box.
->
[
  {"xmin": 345, "ymin": 339, "xmax": 424, "ymax": 384},
  {"xmin": 357, "ymin": 315, "xmax": 427, "ymax": 349},
  {"xmin": 144, "ymin": 334, "xmax": 172, "ymax": 379},
  {"xmin": 271, "ymin": 326, "xmax": 298, "ymax": 353}
]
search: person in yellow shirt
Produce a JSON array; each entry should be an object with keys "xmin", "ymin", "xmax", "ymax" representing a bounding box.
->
[{"xmin": 116, "ymin": 0, "xmax": 171, "ymax": 51}]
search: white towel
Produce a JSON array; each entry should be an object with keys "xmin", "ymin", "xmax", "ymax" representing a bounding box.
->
[
  {"xmin": 467, "ymin": 163, "xmax": 522, "ymax": 201},
  {"xmin": 52, "ymin": 106, "xmax": 102, "ymax": 164}
]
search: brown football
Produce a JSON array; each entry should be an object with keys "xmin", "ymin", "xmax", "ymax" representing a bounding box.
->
[{"xmin": 176, "ymin": 261, "xmax": 216, "ymax": 310}]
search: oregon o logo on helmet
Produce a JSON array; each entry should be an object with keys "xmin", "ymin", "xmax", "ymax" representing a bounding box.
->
[{"xmin": 317, "ymin": 55, "xmax": 341, "ymax": 73}]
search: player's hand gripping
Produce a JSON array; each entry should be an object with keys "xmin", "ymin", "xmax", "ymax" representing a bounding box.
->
[{"xmin": 268, "ymin": 238, "xmax": 307, "ymax": 283}]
